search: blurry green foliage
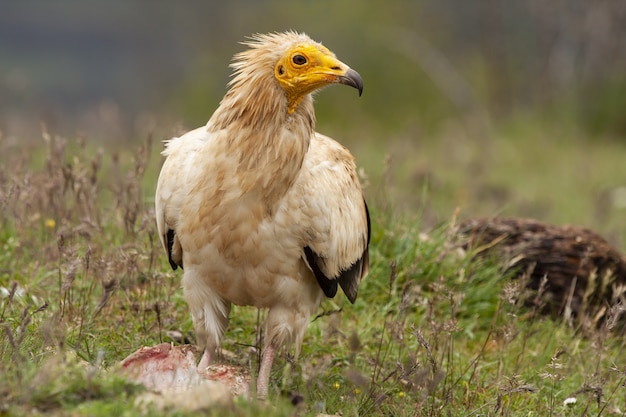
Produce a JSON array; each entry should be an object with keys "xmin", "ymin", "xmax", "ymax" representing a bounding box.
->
[{"xmin": 1, "ymin": 0, "xmax": 625, "ymax": 140}]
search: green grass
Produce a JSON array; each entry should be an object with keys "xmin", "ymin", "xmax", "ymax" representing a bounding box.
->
[
  {"xmin": 1, "ymin": 125, "xmax": 626, "ymax": 416},
  {"xmin": 351, "ymin": 117, "xmax": 626, "ymax": 248}
]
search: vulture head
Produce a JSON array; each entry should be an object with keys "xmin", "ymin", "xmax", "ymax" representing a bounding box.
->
[{"xmin": 228, "ymin": 32, "xmax": 363, "ymax": 116}]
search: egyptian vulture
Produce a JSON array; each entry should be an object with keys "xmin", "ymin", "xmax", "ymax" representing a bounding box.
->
[{"xmin": 155, "ymin": 31, "xmax": 370, "ymax": 399}]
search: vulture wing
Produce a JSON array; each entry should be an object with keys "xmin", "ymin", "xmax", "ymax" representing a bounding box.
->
[
  {"xmin": 155, "ymin": 126, "xmax": 215, "ymax": 271},
  {"xmin": 297, "ymin": 133, "xmax": 370, "ymax": 303}
]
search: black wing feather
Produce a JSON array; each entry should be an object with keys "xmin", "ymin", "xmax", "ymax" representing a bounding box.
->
[
  {"xmin": 305, "ymin": 199, "xmax": 370, "ymax": 304},
  {"xmin": 165, "ymin": 229, "xmax": 182, "ymax": 270},
  {"xmin": 337, "ymin": 200, "xmax": 371, "ymax": 303},
  {"xmin": 304, "ymin": 246, "xmax": 338, "ymax": 298}
]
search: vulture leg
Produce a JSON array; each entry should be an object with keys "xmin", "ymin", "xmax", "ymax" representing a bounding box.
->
[
  {"xmin": 256, "ymin": 294, "xmax": 316, "ymax": 399},
  {"xmin": 256, "ymin": 345, "xmax": 276, "ymax": 401},
  {"xmin": 198, "ymin": 349, "xmax": 211, "ymax": 370},
  {"xmin": 183, "ymin": 270, "xmax": 231, "ymax": 371}
]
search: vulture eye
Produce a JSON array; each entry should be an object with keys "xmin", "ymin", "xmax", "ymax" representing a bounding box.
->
[{"xmin": 292, "ymin": 54, "xmax": 307, "ymax": 65}]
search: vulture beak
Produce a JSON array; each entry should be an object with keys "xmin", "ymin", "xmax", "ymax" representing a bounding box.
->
[{"xmin": 338, "ymin": 68, "xmax": 364, "ymax": 96}]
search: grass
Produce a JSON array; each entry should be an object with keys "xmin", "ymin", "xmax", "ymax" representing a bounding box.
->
[{"xmin": 1, "ymin": 123, "xmax": 626, "ymax": 416}]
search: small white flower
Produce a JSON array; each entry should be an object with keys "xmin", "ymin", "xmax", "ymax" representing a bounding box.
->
[
  {"xmin": 0, "ymin": 285, "xmax": 26, "ymax": 299},
  {"xmin": 563, "ymin": 397, "xmax": 577, "ymax": 407}
]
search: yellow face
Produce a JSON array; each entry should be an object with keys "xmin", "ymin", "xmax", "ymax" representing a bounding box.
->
[{"xmin": 274, "ymin": 43, "xmax": 363, "ymax": 113}]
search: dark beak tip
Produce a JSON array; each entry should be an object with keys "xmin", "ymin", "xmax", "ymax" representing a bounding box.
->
[{"xmin": 341, "ymin": 68, "xmax": 364, "ymax": 97}]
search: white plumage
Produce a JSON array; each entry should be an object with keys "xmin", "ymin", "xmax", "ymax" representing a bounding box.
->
[{"xmin": 155, "ymin": 31, "xmax": 369, "ymax": 399}]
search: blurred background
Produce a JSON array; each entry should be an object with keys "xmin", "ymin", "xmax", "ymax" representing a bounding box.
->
[{"xmin": 2, "ymin": 0, "xmax": 626, "ymax": 243}]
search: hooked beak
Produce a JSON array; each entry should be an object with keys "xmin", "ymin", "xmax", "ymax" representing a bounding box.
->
[{"xmin": 338, "ymin": 68, "xmax": 364, "ymax": 96}]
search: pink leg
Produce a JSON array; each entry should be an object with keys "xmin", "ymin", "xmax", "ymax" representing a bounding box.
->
[
  {"xmin": 198, "ymin": 349, "xmax": 211, "ymax": 371},
  {"xmin": 256, "ymin": 345, "xmax": 276, "ymax": 400}
]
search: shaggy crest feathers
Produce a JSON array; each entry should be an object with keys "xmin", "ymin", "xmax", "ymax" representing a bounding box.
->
[
  {"xmin": 209, "ymin": 32, "xmax": 318, "ymax": 132},
  {"xmin": 215, "ymin": 31, "xmax": 328, "ymax": 131},
  {"xmin": 230, "ymin": 31, "xmax": 321, "ymax": 78}
]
